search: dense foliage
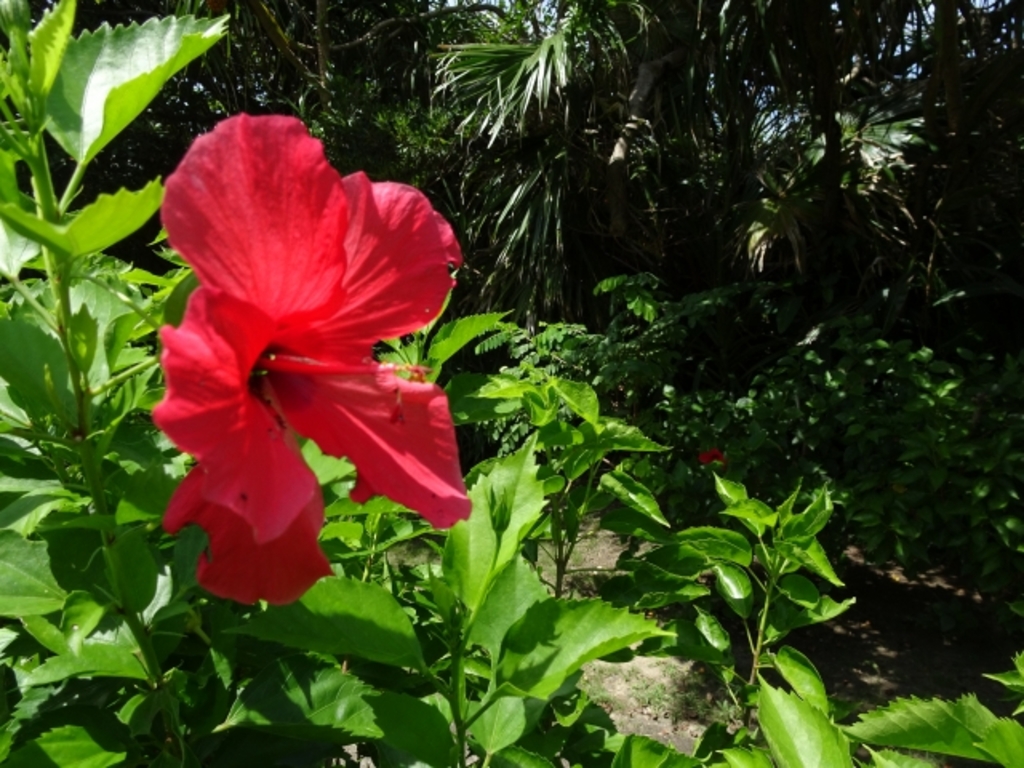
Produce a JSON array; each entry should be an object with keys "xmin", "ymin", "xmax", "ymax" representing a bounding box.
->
[{"xmin": 1, "ymin": 1, "xmax": 1023, "ymax": 767}]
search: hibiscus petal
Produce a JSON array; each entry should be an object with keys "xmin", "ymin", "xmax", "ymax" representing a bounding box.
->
[
  {"xmin": 282, "ymin": 173, "xmax": 462, "ymax": 361},
  {"xmin": 165, "ymin": 467, "xmax": 331, "ymax": 605},
  {"xmin": 162, "ymin": 114, "xmax": 348, "ymax": 322},
  {"xmin": 154, "ymin": 288, "xmax": 318, "ymax": 542},
  {"xmin": 271, "ymin": 368, "xmax": 470, "ymax": 528}
]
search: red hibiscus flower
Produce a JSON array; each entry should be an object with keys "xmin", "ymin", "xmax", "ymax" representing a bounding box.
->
[
  {"xmin": 698, "ymin": 448, "xmax": 727, "ymax": 466},
  {"xmin": 154, "ymin": 114, "xmax": 470, "ymax": 604}
]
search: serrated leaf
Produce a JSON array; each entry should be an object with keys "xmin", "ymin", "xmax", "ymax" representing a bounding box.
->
[
  {"xmin": 66, "ymin": 181, "xmax": 164, "ymax": 255},
  {"xmin": 106, "ymin": 526, "xmax": 157, "ymax": 613},
  {"xmin": 844, "ymin": 694, "xmax": 997, "ymax": 760},
  {"xmin": 551, "ymin": 378, "xmax": 600, "ymax": 424},
  {"xmin": 47, "ymin": 15, "xmax": 228, "ymax": 163},
  {"xmin": 775, "ymin": 538, "xmax": 843, "ymax": 587},
  {"xmin": 759, "ymin": 678, "xmax": 853, "ymax": 768},
  {"xmin": 782, "ymin": 488, "xmax": 833, "ymax": 540},
  {"xmin": 468, "ymin": 557, "xmax": 548, "ymax": 660},
  {"xmin": 676, "ymin": 526, "xmax": 752, "ymax": 566},
  {"xmin": 611, "ymin": 734, "xmax": 700, "ymax": 767},
  {"xmin": 0, "ymin": 320, "xmax": 74, "ymax": 422},
  {"xmin": 715, "ymin": 475, "xmax": 748, "ymax": 505},
  {"xmin": 61, "ymin": 590, "xmax": 107, "ymax": 653},
  {"xmin": 28, "ymin": 0, "xmax": 76, "ymax": 99},
  {"xmin": 369, "ymin": 691, "xmax": 452, "ymax": 768},
  {"xmin": 23, "ymin": 642, "xmax": 148, "ymax": 686},
  {"xmin": 497, "ymin": 598, "xmax": 668, "ymax": 699},
  {"xmin": 778, "ymin": 574, "xmax": 820, "ymax": 608},
  {"xmin": 4, "ymin": 724, "xmax": 126, "ymax": 768},
  {"xmin": 444, "ymin": 439, "xmax": 545, "ymax": 615},
  {"xmin": 722, "ymin": 498, "xmax": 777, "ymax": 537},
  {"xmin": 600, "ymin": 470, "xmax": 668, "ymax": 527},
  {"xmin": 0, "ymin": 530, "xmax": 66, "ymax": 616},
  {"xmin": 596, "ymin": 420, "xmax": 665, "ymax": 452},
  {"xmin": 0, "ymin": 182, "xmax": 163, "ymax": 259},
  {"xmin": 0, "ymin": 202, "xmax": 72, "ymax": 255},
  {"xmin": 974, "ymin": 718, "xmax": 1024, "ymax": 766},
  {"xmin": 222, "ymin": 656, "xmax": 381, "ymax": 743},
  {"xmin": 427, "ymin": 312, "xmax": 507, "ymax": 372},
  {"xmin": 866, "ymin": 749, "xmax": 934, "ymax": 768},
  {"xmin": 492, "ymin": 745, "xmax": 557, "ymax": 768},
  {"xmin": 238, "ymin": 576, "xmax": 424, "ymax": 670},
  {"xmin": 721, "ymin": 747, "xmax": 774, "ymax": 768},
  {"xmin": 0, "ymin": 216, "xmax": 39, "ymax": 275},
  {"xmin": 774, "ymin": 646, "xmax": 828, "ymax": 714}
]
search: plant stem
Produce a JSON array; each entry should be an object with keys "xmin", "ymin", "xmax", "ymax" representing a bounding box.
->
[
  {"xmin": 58, "ymin": 162, "xmax": 88, "ymax": 214},
  {"xmin": 90, "ymin": 358, "xmax": 158, "ymax": 396},
  {"xmin": 447, "ymin": 632, "xmax": 469, "ymax": 768},
  {"xmin": 0, "ymin": 270, "xmax": 60, "ymax": 332},
  {"xmin": 22, "ymin": 120, "xmax": 173, "ymax": 747},
  {"xmin": 82, "ymin": 275, "xmax": 163, "ymax": 331},
  {"xmin": 122, "ymin": 605, "xmax": 163, "ymax": 685},
  {"xmin": 748, "ymin": 579, "xmax": 775, "ymax": 687}
]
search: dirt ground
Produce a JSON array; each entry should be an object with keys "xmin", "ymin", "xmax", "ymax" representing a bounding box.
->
[{"xmin": 567, "ymin": 530, "xmax": 1021, "ymax": 762}]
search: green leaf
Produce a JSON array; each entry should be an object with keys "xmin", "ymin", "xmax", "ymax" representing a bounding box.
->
[
  {"xmin": 713, "ymin": 563, "xmax": 753, "ymax": 619},
  {"xmin": 221, "ymin": 656, "xmax": 381, "ymax": 743},
  {"xmin": 866, "ymin": 749, "xmax": 934, "ymax": 768},
  {"xmin": 0, "ymin": 530, "xmax": 65, "ymax": 616},
  {"xmin": 444, "ymin": 439, "xmax": 545, "ymax": 615},
  {"xmin": 601, "ymin": 508, "xmax": 674, "ymax": 543},
  {"xmin": 0, "ymin": 319, "xmax": 74, "ymax": 422},
  {"xmin": 639, "ymin": 618, "xmax": 727, "ymax": 665},
  {"xmin": 22, "ymin": 613, "xmax": 69, "ymax": 654},
  {"xmin": 773, "ymin": 646, "xmax": 828, "ymax": 714},
  {"xmin": 721, "ymin": 747, "xmax": 774, "ymax": 768},
  {"xmin": 427, "ymin": 312, "xmax": 507, "ymax": 372},
  {"xmin": 611, "ymin": 734, "xmax": 700, "ymax": 767},
  {"xmin": 721, "ymin": 498, "xmax": 777, "ymax": 537},
  {"xmin": 468, "ymin": 556, "xmax": 549, "ymax": 660},
  {"xmin": 774, "ymin": 538, "xmax": 843, "ymax": 587},
  {"xmin": 715, "ymin": 475, "xmax": 748, "ymax": 505},
  {"xmin": 4, "ymin": 724, "xmax": 127, "ymax": 768},
  {"xmin": 0, "ymin": 201, "xmax": 74, "ymax": 255},
  {"xmin": 974, "ymin": 718, "xmax": 1024, "ymax": 766},
  {"xmin": 471, "ymin": 696, "xmax": 545, "ymax": 755},
  {"xmin": 491, "ymin": 746, "xmax": 557, "ymax": 768},
  {"xmin": 68, "ymin": 303, "xmax": 98, "ymax": 374},
  {"xmin": 106, "ymin": 526, "xmax": 157, "ymax": 613},
  {"xmin": 844, "ymin": 694, "xmax": 997, "ymax": 761},
  {"xmin": 239, "ymin": 576, "xmax": 424, "ymax": 670},
  {"xmin": 497, "ymin": 598, "xmax": 667, "ymax": 699},
  {"xmin": 28, "ymin": 0, "xmax": 76, "ymax": 100},
  {"xmin": 61, "ymin": 590, "xmax": 107, "ymax": 653},
  {"xmin": 369, "ymin": 692, "xmax": 452, "ymax": 768},
  {"xmin": 759, "ymin": 678, "xmax": 853, "ymax": 768},
  {"xmin": 47, "ymin": 15, "xmax": 228, "ymax": 164},
  {"xmin": 781, "ymin": 488, "xmax": 833, "ymax": 540},
  {"xmin": 0, "ymin": 182, "xmax": 163, "ymax": 259},
  {"xmin": 551, "ymin": 378, "xmax": 600, "ymax": 424},
  {"xmin": 0, "ymin": 215, "xmax": 39, "ymax": 275},
  {"xmin": 68, "ymin": 181, "xmax": 164, "ymax": 255},
  {"xmin": 777, "ymin": 574, "xmax": 820, "ymax": 608},
  {"xmin": 162, "ymin": 270, "xmax": 197, "ymax": 327},
  {"xmin": 23, "ymin": 642, "xmax": 148, "ymax": 686},
  {"xmin": 695, "ymin": 608, "xmax": 731, "ymax": 653},
  {"xmin": 676, "ymin": 527, "xmax": 752, "ymax": 566},
  {"xmin": 596, "ymin": 420, "xmax": 665, "ymax": 452},
  {"xmin": 600, "ymin": 471, "xmax": 669, "ymax": 527}
]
